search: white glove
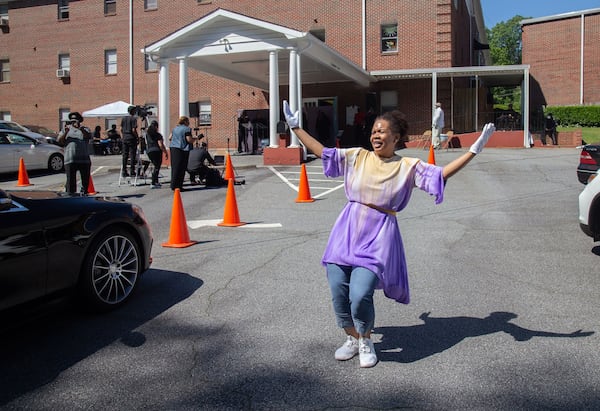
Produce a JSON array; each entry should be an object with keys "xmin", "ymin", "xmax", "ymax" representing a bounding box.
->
[
  {"xmin": 469, "ymin": 123, "xmax": 496, "ymax": 154},
  {"xmin": 283, "ymin": 100, "xmax": 300, "ymax": 129}
]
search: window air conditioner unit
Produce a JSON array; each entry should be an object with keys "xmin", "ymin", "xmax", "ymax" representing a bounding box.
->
[
  {"xmin": 0, "ymin": 17, "xmax": 8, "ymax": 27},
  {"xmin": 56, "ymin": 69, "xmax": 70, "ymax": 78}
]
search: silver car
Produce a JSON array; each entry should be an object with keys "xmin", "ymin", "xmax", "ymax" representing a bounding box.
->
[
  {"xmin": 0, "ymin": 130, "xmax": 64, "ymax": 173},
  {"xmin": 0, "ymin": 120, "xmax": 48, "ymax": 141}
]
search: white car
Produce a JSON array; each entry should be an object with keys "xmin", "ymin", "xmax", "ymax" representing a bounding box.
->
[
  {"xmin": 0, "ymin": 130, "xmax": 64, "ymax": 173},
  {"xmin": 579, "ymin": 171, "xmax": 600, "ymax": 241},
  {"xmin": 0, "ymin": 120, "xmax": 48, "ymax": 141}
]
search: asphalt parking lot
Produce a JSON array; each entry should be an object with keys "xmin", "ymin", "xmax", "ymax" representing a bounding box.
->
[{"xmin": 1, "ymin": 147, "xmax": 599, "ymax": 410}]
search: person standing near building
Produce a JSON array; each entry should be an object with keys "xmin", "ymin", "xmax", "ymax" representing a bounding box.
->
[
  {"xmin": 57, "ymin": 112, "xmax": 92, "ymax": 194},
  {"xmin": 283, "ymin": 100, "xmax": 495, "ymax": 368},
  {"xmin": 432, "ymin": 102, "xmax": 444, "ymax": 149},
  {"xmin": 543, "ymin": 113, "xmax": 558, "ymax": 145},
  {"xmin": 169, "ymin": 116, "xmax": 194, "ymax": 191},
  {"xmin": 145, "ymin": 120, "xmax": 168, "ymax": 188},
  {"xmin": 121, "ymin": 106, "xmax": 139, "ymax": 178}
]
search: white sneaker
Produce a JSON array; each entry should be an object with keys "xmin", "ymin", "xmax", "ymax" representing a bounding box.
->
[
  {"xmin": 334, "ymin": 336, "xmax": 359, "ymax": 360},
  {"xmin": 358, "ymin": 337, "xmax": 378, "ymax": 368}
]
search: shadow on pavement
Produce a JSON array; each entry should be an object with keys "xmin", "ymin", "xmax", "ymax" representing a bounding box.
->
[
  {"xmin": 375, "ymin": 311, "xmax": 594, "ymax": 364},
  {"xmin": 0, "ymin": 269, "xmax": 202, "ymax": 405}
]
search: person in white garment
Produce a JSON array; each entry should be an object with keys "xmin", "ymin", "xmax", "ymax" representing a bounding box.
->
[{"xmin": 431, "ymin": 102, "xmax": 445, "ymax": 149}]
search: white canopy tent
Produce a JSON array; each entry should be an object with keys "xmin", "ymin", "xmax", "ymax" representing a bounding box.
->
[{"xmin": 82, "ymin": 101, "xmax": 132, "ymax": 118}]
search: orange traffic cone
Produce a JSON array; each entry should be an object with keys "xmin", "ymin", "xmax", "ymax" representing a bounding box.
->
[
  {"xmin": 87, "ymin": 175, "xmax": 97, "ymax": 195},
  {"xmin": 295, "ymin": 164, "xmax": 315, "ymax": 203},
  {"xmin": 427, "ymin": 144, "xmax": 436, "ymax": 165},
  {"xmin": 218, "ymin": 179, "xmax": 246, "ymax": 227},
  {"xmin": 16, "ymin": 157, "xmax": 32, "ymax": 187},
  {"xmin": 224, "ymin": 153, "xmax": 235, "ymax": 180},
  {"xmin": 162, "ymin": 189, "xmax": 197, "ymax": 248}
]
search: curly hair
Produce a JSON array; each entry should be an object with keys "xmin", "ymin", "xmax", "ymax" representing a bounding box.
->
[{"xmin": 376, "ymin": 110, "xmax": 409, "ymax": 140}]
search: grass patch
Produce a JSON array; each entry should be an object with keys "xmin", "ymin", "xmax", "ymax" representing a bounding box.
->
[{"xmin": 558, "ymin": 126, "xmax": 600, "ymax": 144}]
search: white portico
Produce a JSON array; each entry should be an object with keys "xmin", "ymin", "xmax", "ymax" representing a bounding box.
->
[{"xmin": 143, "ymin": 8, "xmax": 375, "ymax": 162}]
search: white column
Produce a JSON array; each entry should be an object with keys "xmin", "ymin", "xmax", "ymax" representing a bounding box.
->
[
  {"xmin": 296, "ymin": 52, "xmax": 302, "ymax": 128},
  {"xmin": 523, "ymin": 67, "xmax": 530, "ymax": 147},
  {"xmin": 269, "ymin": 50, "xmax": 279, "ymax": 148},
  {"xmin": 159, "ymin": 60, "xmax": 170, "ymax": 146},
  {"xmin": 288, "ymin": 48, "xmax": 299, "ymax": 147},
  {"xmin": 178, "ymin": 57, "xmax": 189, "ymax": 117},
  {"xmin": 296, "ymin": 52, "xmax": 306, "ymax": 160}
]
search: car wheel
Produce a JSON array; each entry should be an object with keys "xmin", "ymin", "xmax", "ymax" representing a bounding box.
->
[
  {"xmin": 48, "ymin": 153, "xmax": 64, "ymax": 172},
  {"xmin": 79, "ymin": 228, "xmax": 141, "ymax": 311}
]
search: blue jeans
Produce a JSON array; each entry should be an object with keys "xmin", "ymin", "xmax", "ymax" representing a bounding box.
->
[{"xmin": 326, "ymin": 263, "xmax": 379, "ymax": 335}]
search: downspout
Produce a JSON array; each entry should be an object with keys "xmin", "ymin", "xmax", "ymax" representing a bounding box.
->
[
  {"xmin": 580, "ymin": 13, "xmax": 584, "ymax": 104},
  {"xmin": 129, "ymin": 0, "xmax": 134, "ymax": 104},
  {"xmin": 362, "ymin": 0, "xmax": 366, "ymax": 69}
]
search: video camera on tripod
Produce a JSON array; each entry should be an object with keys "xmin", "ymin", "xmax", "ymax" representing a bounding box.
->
[{"xmin": 131, "ymin": 105, "xmax": 154, "ymax": 119}]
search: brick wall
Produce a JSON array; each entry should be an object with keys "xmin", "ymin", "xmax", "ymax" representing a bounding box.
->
[
  {"xmin": 522, "ymin": 12, "xmax": 600, "ymax": 107},
  {"xmin": 0, "ymin": 0, "xmax": 471, "ymax": 149}
]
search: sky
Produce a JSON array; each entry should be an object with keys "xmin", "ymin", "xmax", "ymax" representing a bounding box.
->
[{"xmin": 481, "ymin": 0, "xmax": 600, "ymax": 29}]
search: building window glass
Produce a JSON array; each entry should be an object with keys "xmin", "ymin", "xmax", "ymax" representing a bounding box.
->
[
  {"xmin": 145, "ymin": 54, "xmax": 159, "ymax": 72},
  {"xmin": 59, "ymin": 54, "xmax": 70, "ymax": 70},
  {"xmin": 104, "ymin": 0, "xmax": 117, "ymax": 15},
  {"xmin": 144, "ymin": 0, "xmax": 157, "ymax": 10},
  {"xmin": 0, "ymin": 59, "xmax": 10, "ymax": 83},
  {"xmin": 105, "ymin": 49, "xmax": 117, "ymax": 75},
  {"xmin": 59, "ymin": 109, "xmax": 70, "ymax": 130},
  {"xmin": 199, "ymin": 101, "xmax": 211, "ymax": 126},
  {"xmin": 381, "ymin": 24, "xmax": 398, "ymax": 53},
  {"xmin": 58, "ymin": 0, "xmax": 69, "ymax": 20},
  {"xmin": 0, "ymin": 111, "xmax": 10, "ymax": 121}
]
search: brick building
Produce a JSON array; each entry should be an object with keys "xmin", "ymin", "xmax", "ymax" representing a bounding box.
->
[
  {"xmin": 522, "ymin": 8, "xmax": 600, "ymax": 109},
  {"xmin": 0, "ymin": 0, "xmax": 497, "ymax": 152}
]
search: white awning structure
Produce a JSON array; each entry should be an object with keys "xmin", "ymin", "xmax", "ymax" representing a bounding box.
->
[
  {"xmin": 82, "ymin": 100, "xmax": 132, "ymax": 118},
  {"xmin": 143, "ymin": 8, "xmax": 375, "ymax": 148},
  {"xmin": 371, "ymin": 65, "xmax": 532, "ymax": 147}
]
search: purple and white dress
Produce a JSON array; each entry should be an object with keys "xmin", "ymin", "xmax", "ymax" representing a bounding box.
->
[{"xmin": 321, "ymin": 147, "xmax": 445, "ymax": 304}]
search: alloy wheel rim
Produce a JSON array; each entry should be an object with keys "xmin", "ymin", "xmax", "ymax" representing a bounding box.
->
[{"xmin": 91, "ymin": 235, "xmax": 138, "ymax": 304}]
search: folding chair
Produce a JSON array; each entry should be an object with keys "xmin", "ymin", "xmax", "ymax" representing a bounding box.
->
[{"xmin": 416, "ymin": 130, "xmax": 432, "ymax": 150}]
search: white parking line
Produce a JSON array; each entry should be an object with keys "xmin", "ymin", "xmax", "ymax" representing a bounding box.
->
[
  {"xmin": 187, "ymin": 219, "xmax": 282, "ymax": 229},
  {"xmin": 267, "ymin": 165, "xmax": 344, "ymax": 197}
]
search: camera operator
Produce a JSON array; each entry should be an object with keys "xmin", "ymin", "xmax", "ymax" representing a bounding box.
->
[
  {"xmin": 169, "ymin": 116, "xmax": 194, "ymax": 192},
  {"xmin": 120, "ymin": 105, "xmax": 139, "ymax": 178},
  {"xmin": 57, "ymin": 112, "xmax": 92, "ymax": 194}
]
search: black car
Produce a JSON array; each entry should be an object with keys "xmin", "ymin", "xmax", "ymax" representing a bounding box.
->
[
  {"xmin": 577, "ymin": 144, "xmax": 600, "ymax": 184},
  {"xmin": 0, "ymin": 188, "xmax": 153, "ymax": 313}
]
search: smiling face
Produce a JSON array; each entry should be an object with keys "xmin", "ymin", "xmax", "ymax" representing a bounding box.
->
[{"xmin": 370, "ymin": 119, "xmax": 399, "ymax": 158}]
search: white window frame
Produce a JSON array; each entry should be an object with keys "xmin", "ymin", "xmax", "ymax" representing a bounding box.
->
[
  {"xmin": 144, "ymin": 0, "xmax": 158, "ymax": 10},
  {"xmin": 59, "ymin": 109, "xmax": 70, "ymax": 130},
  {"xmin": 144, "ymin": 54, "xmax": 158, "ymax": 72},
  {"xmin": 58, "ymin": 0, "xmax": 69, "ymax": 20},
  {"xmin": 381, "ymin": 24, "xmax": 398, "ymax": 53},
  {"xmin": 104, "ymin": 0, "xmax": 117, "ymax": 15},
  {"xmin": 59, "ymin": 54, "xmax": 70, "ymax": 70},
  {"xmin": 199, "ymin": 101, "xmax": 212, "ymax": 126},
  {"xmin": 0, "ymin": 59, "xmax": 9, "ymax": 83},
  {"xmin": 105, "ymin": 49, "xmax": 117, "ymax": 75}
]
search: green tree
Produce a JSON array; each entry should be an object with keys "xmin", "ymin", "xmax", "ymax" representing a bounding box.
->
[
  {"xmin": 486, "ymin": 15, "xmax": 530, "ymax": 110},
  {"xmin": 486, "ymin": 15, "xmax": 529, "ymax": 65}
]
